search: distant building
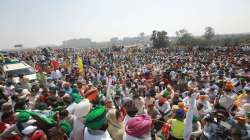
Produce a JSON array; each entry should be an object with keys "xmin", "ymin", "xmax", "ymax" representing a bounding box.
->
[
  {"xmin": 60, "ymin": 33, "xmax": 152, "ymax": 48},
  {"xmin": 14, "ymin": 44, "xmax": 23, "ymax": 48},
  {"xmin": 110, "ymin": 34, "xmax": 151, "ymax": 47}
]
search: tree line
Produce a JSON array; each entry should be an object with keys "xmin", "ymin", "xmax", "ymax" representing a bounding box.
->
[{"xmin": 150, "ymin": 27, "xmax": 250, "ymax": 48}]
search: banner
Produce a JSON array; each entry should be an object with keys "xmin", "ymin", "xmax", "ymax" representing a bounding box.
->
[{"xmin": 106, "ymin": 77, "xmax": 112, "ymax": 99}]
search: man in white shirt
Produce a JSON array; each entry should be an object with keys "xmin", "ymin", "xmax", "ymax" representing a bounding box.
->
[
  {"xmin": 51, "ymin": 69, "xmax": 62, "ymax": 80},
  {"xmin": 84, "ymin": 106, "xmax": 112, "ymax": 140}
]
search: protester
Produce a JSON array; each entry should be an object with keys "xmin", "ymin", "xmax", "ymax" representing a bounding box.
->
[
  {"xmin": 0, "ymin": 46, "xmax": 249, "ymax": 140},
  {"xmin": 84, "ymin": 106, "xmax": 112, "ymax": 140},
  {"xmin": 106, "ymin": 109, "xmax": 124, "ymax": 140},
  {"xmin": 123, "ymin": 114, "xmax": 152, "ymax": 140},
  {"xmin": 168, "ymin": 109, "xmax": 185, "ymax": 140}
]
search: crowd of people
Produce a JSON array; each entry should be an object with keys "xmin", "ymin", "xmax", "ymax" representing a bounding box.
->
[{"xmin": 0, "ymin": 46, "xmax": 249, "ymax": 140}]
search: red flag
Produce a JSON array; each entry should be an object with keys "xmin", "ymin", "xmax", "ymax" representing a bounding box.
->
[
  {"xmin": 51, "ymin": 60, "xmax": 60, "ymax": 70},
  {"xmin": 34, "ymin": 64, "xmax": 41, "ymax": 72}
]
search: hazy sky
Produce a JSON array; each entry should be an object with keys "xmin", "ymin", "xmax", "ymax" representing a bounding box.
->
[{"xmin": 0, "ymin": 0, "xmax": 250, "ymax": 48}]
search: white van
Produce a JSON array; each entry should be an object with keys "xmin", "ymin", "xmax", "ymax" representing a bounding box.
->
[{"xmin": 0, "ymin": 61, "xmax": 36, "ymax": 83}]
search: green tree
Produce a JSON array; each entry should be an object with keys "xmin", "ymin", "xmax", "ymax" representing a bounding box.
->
[
  {"xmin": 176, "ymin": 29, "xmax": 195, "ymax": 47},
  {"xmin": 150, "ymin": 30, "xmax": 170, "ymax": 48},
  {"xmin": 204, "ymin": 26, "xmax": 215, "ymax": 40},
  {"xmin": 239, "ymin": 34, "xmax": 250, "ymax": 44},
  {"xmin": 194, "ymin": 37, "xmax": 206, "ymax": 47}
]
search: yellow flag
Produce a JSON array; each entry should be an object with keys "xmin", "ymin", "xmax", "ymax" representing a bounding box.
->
[{"xmin": 77, "ymin": 55, "xmax": 84, "ymax": 75}]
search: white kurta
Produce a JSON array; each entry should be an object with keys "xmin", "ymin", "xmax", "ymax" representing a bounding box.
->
[
  {"xmin": 84, "ymin": 128, "xmax": 112, "ymax": 140},
  {"xmin": 123, "ymin": 133, "xmax": 151, "ymax": 140},
  {"xmin": 70, "ymin": 116, "xmax": 84, "ymax": 140}
]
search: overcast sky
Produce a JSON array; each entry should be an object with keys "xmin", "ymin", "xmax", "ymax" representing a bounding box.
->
[{"xmin": 0, "ymin": 0, "xmax": 250, "ymax": 48}]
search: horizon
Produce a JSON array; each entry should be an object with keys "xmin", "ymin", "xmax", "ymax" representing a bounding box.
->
[{"xmin": 1, "ymin": 0, "xmax": 250, "ymax": 48}]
